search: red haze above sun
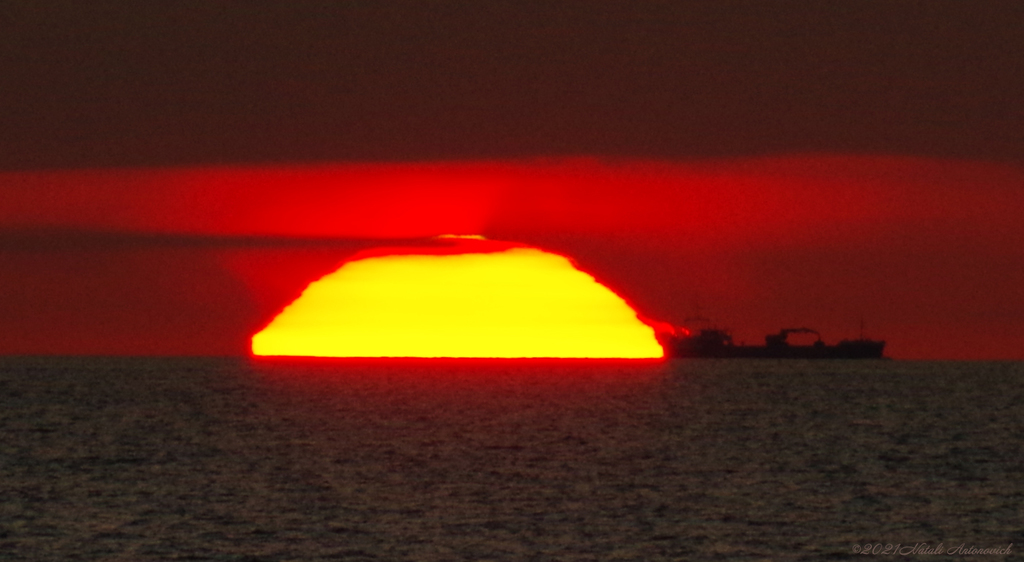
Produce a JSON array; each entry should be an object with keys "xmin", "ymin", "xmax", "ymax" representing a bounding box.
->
[{"xmin": 1, "ymin": 156, "xmax": 1022, "ymax": 359}]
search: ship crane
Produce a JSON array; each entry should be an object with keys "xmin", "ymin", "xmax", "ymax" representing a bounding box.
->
[{"xmin": 765, "ymin": 328, "xmax": 822, "ymax": 347}]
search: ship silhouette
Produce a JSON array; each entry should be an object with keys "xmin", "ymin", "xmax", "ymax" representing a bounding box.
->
[{"xmin": 659, "ymin": 321, "xmax": 885, "ymax": 359}]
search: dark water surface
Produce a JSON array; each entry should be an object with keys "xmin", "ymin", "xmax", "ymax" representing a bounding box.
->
[{"xmin": 2, "ymin": 358, "xmax": 1021, "ymax": 560}]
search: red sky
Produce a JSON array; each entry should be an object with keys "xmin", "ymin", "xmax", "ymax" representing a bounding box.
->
[
  {"xmin": 2, "ymin": 3, "xmax": 1022, "ymax": 358},
  {"xmin": 1, "ymin": 156, "xmax": 1021, "ymax": 359}
]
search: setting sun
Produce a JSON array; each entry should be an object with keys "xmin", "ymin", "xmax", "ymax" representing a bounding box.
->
[{"xmin": 251, "ymin": 242, "xmax": 662, "ymax": 358}]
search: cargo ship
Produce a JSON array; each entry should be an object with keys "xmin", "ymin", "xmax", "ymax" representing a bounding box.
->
[{"xmin": 659, "ymin": 326, "xmax": 885, "ymax": 359}]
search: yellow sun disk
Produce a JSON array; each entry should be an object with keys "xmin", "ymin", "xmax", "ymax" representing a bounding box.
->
[{"xmin": 251, "ymin": 248, "xmax": 663, "ymax": 358}]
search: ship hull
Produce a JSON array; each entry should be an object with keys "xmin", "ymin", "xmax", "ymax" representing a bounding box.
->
[
  {"xmin": 667, "ymin": 342, "xmax": 885, "ymax": 359},
  {"xmin": 661, "ymin": 333, "xmax": 885, "ymax": 359}
]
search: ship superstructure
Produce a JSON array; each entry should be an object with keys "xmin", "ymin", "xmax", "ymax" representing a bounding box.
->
[{"xmin": 659, "ymin": 325, "xmax": 885, "ymax": 359}]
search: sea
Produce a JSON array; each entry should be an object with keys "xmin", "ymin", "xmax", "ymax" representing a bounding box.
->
[{"xmin": 2, "ymin": 357, "xmax": 1021, "ymax": 561}]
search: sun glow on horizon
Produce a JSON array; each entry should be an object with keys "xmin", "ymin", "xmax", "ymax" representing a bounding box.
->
[{"xmin": 251, "ymin": 246, "xmax": 663, "ymax": 358}]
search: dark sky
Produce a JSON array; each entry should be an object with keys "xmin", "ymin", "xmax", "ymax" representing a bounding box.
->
[
  {"xmin": 2, "ymin": 1, "xmax": 1021, "ymax": 168},
  {"xmin": 1, "ymin": 1, "xmax": 1022, "ymax": 359}
]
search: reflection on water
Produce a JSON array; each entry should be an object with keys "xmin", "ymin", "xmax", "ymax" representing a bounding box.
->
[{"xmin": 2, "ymin": 357, "xmax": 1021, "ymax": 560}]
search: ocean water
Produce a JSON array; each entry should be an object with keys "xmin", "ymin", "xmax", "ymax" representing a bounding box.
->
[{"xmin": 2, "ymin": 357, "xmax": 1021, "ymax": 561}]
